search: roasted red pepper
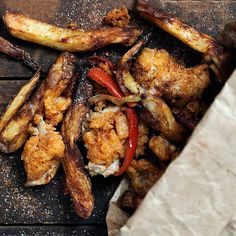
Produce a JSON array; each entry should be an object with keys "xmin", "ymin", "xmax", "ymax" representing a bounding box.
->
[
  {"xmin": 88, "ymin": 67, "xmax": 123, "ymax": 98},
  {"xmin": 87, "ymin": 67, "xmax": 139, "ymax": 175},
  {"xmin": 114, "ymin": 107, "xmax": 138, "ymax": 176}
]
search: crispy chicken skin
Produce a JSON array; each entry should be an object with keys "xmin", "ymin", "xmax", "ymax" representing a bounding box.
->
[
  {"xmin": 3, "ymin": 12, "xmax": 142, "ymax": 52},
  {"xmin": 22, "ymin": 117, "xmax": 64, "ymax": 186},
  {"xmin": 149, "ymin": 135, "xmax": 179, "ymax": 161},
  {"xmin": 127, "ymin": 159, "xmax": 164, "ymax": 196},
  {"xmin": 44, "ymin": 78, "xmax": 72, "ymax": 126},
  {"xmin": 134, "ymin": 48, "xmax": 210, "ymax": 106},
  {"xmin": 84, "ymin": 106, "xmax": 127, "ymax": 167},
  {"xmin": 119, "ymin": 190, "xmax": 143, "ymax": 213},
  {"xmin": 83, "ymin": 105, "xmax": 149, "ymax": 176},
  {"xmin": 104, "ymin": 6, "xmax": 131, "ymax": 28}
]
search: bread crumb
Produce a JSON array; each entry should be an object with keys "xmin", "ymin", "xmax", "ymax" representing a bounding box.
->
[{"xmin": 104, "ymin": 6, "xmax": 130, "ymax": 28}]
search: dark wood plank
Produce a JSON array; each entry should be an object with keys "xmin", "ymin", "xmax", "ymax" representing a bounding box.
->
[
  {"xmin": 0, "ymin": 0, "xmax": 235, "ymax": 77},
  {"xmin": 0, "ymin": 80, "xmax": 28, "ymax": 102},
  {"xmin": 0, "ymin": 225, "xmax": 107, "ymax": 236},
  {"xmin": 0, "ymin": 152, "xmax": 121, "ymax": 224}
]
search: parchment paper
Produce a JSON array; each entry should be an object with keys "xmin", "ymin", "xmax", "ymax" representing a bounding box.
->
[{"xmin": 107, "ymin": 69, "xmax": 236, "ymax": 236}]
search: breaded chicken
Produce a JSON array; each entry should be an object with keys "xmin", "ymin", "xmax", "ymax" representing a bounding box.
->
[
  {"xmin": 84, "ymin": 105, "xmax": 149, "ymax": 177},
  {"xmin": 104, "ymin": 6, "xmax": 130, "ymax": 28},
  {"xmin": 149, "ymin": 135, "xmax": 179, "ymax": 161},
  {"xmin": 127, "ymin": 159, "xmax": 164, "ymax": 196},
  {"xmin": 84, "ymin": 106, "xmax": 127, "ymax": 168},
  {"xmin": 44, "ymin": 80, "xmax": 72, "ymax": 126},
  {"xmin": 136, "ymin": 120, "xmax": 149, "ymax": 156},
  {"xmin": 22, "ymin": 117, "xmax": 65, "ymax": 186},
  {"xmin": 134, "ymin": 48, "xmax": 210, "ymax": 106}
]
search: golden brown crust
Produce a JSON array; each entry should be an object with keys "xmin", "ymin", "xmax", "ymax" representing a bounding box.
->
[
  {"xmin": 3, "ymin": 12, "xmax": 142, "ymax": 52},
  {"xmin": 104, "ymin": 6, "xmax": 130, "ymax": 28},
  {"xmin": 83, "ymin": 106, "xmax": 127, "ymax": 167},
  {"xmin": 22, "ymin": 127, "xmax": 64, "ymax": 185},
  {"xmin": 134, "ymin": 48, "xmax": 210, "ymax": 106},
  {"xmin": 149, "ymin": 135, "xmax": 179, "ymax": 161}
]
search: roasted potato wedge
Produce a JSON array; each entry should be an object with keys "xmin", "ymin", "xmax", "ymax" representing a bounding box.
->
[
  {"xmin": 3, "ymin": 12, "xmax": 142, "ymax": 52},
  {"xmin": 136, "ymin": 0, "xmax": 221, "ymax": 55},
  {"xmin": 0, "ymin": 69, "xmax": 40, "ymax": 134},
  {"xmin": 62, "ymin": 75, "xmax": 94, "ymax": 219},
  {"xmin": 0, "ymin": 36, "xmax": 40, "ymax": 72},
  {"xmin": 142, "ymin": 96, "xmax": 187, "ymax": 143},
  {"xmin": 0, "ymin": 52, "xmax": 76, "ymax": 153}
]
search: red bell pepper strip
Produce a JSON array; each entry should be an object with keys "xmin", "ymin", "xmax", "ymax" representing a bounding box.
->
[
  {"xmin": 87, "ymin": 67, "xmax": 139, "ymax": 175},
  {"xmin": 88, "ymin": 67, "xmax": 123, "ymax": 98},
  {"xmin": 114, "ymin": 107, "xmax": 138, "ymax": 176}
]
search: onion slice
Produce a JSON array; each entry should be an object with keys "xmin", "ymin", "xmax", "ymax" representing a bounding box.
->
[{"xmin": 89, "ymin": 94, "xmax": 141, "ymax": 106}]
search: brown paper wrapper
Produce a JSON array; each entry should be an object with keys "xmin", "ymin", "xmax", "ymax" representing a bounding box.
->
[{"xmin": 106, "ymin": 69, "xmax": 236, "ymax": 236}]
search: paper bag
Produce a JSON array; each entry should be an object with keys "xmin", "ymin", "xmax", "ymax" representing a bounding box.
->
[{"xmin": 107, "ymin": 69, "xmax": 236, "ymax": 236}]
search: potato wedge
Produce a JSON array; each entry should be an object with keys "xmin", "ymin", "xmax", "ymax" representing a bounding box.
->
[
  {"xmin": 142, "ymin": 96, "xmax": 187, "ymax": 143},
  {"xmin": 0, "ymin": 52, "xmax": 76, "ymax": 153},
  {"xmin": 62, "ymin": 75, "xmax": 94, "ymax": 219},
  {"xmin": 0, "ymin": 36, "xmax": 40, "ymax": 72},
  {"xmin": 136, "ymin": 0, "xmax": 221, "ymax": 55},
  {"xmin": 0, "ymin": 69, "xmax": 40, "ymax": 134},
  {"xmin": 3, "ymin": 12, "xmax": 142, "ymax": 52}
]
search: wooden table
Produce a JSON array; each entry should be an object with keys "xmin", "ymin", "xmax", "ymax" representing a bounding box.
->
[{"xmin": 0, "ymin": 0, "xmax": 235, "ymax": 235}]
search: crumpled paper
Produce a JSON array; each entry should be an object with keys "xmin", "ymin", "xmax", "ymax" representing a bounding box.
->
[{"xmin": 107, "ymin": 69, "xmax": 236, "ymax": 236}]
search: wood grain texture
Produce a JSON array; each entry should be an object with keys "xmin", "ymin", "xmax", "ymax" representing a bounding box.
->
[
  {"xmin": 0, "ymin": 0, "xmax": 235, "ymax": 77},
  {"xmin": 0, "ymin": 226, "xmax": 107, "ymax": 236}
]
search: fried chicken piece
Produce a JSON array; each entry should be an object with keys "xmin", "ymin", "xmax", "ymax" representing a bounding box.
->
[
  {"xmin": 84, "ymin": 129, "xmax": 125, "ymax": 167},
  {"xmin": 21, "ymin": 117, "xmax": 65, "ymax": 186},
  {"xmin": 84, "ymin": 105, "xmax": 149, "ymax": 177},
  {"xmin": 136, "ymin": 120, "xmax": 149, "ymax": 156},
  {"xmin": 134, "ymin": 48, "xmax": 210, "ymax": 106},
  {"xmin": 83, "ymin": 106, "xmax": 127, "ymax": 168},
  {"xmin": 127, "ymin": 159, "xmax": 164, "ymax": 196},
  {"xmin": 104, "ymin": 6, "xmax": 130, "ymax": 28},
  {"xmin": 149, "ymin": 135, "xmax": 179, "ymax": 161},
  {"xmin": 44, "ymin": 79, "xmax": 72, "ymax": 126}
]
